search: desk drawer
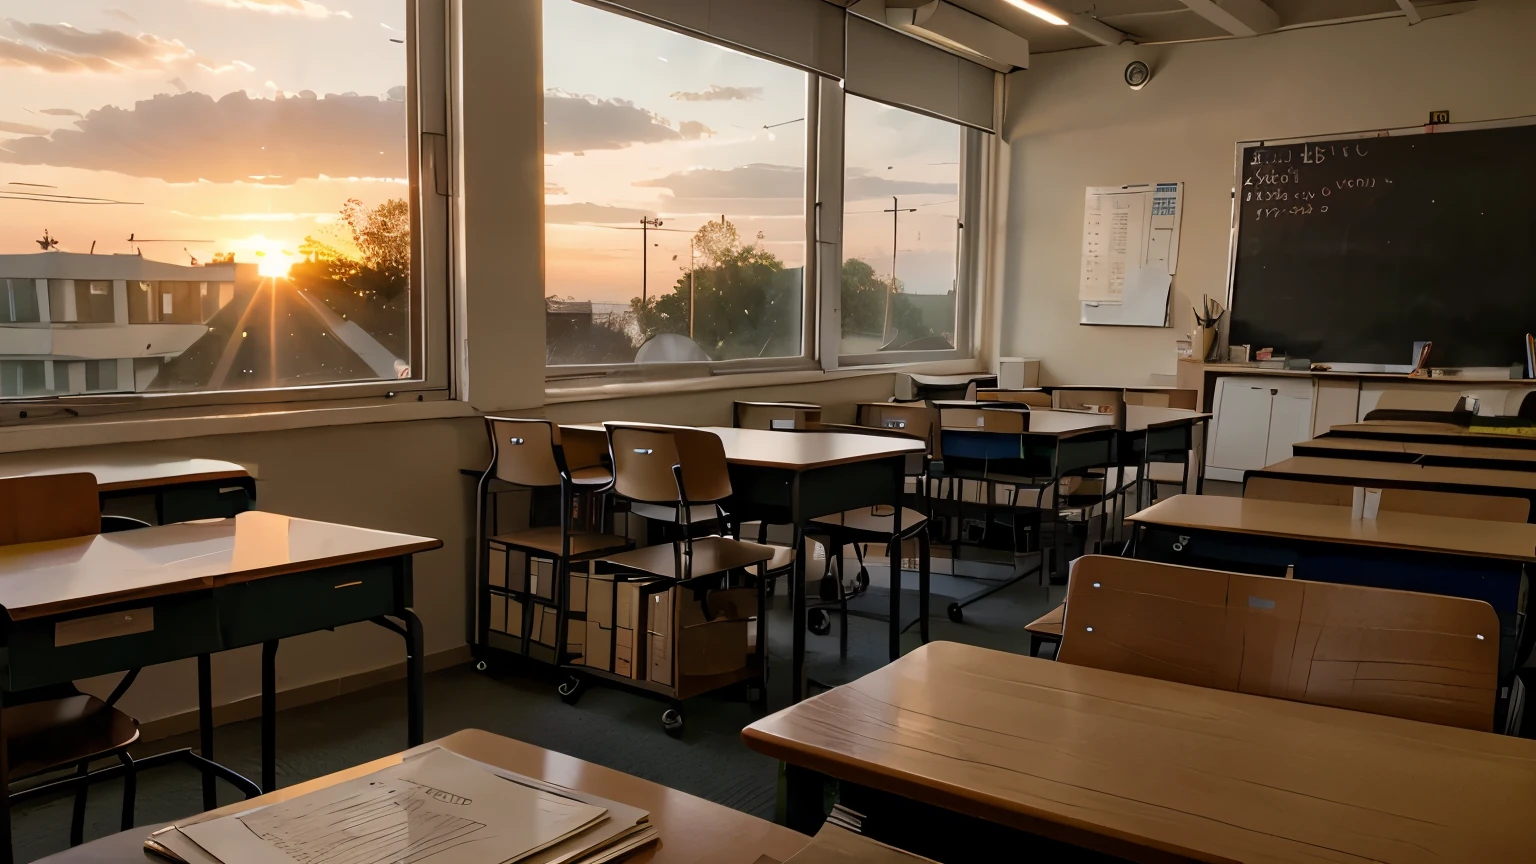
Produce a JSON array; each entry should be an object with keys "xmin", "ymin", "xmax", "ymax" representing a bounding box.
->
[
  {"xmin": 3, "ymin": 593, "xmax": 221, "ymax": 691},
  {"xmin": 218, "ymin": 560, "xmax": 401, "ymax": 648}
]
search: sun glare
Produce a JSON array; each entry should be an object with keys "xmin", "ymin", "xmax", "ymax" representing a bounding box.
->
[{"xmin": 241, "ymin": 234, "xmax": 299, "ymax": 278}]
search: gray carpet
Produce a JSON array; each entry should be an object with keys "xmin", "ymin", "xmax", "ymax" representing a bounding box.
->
[{"xmin": 9, "ymin": 555, "xmax": 1066, "ymax": 863}]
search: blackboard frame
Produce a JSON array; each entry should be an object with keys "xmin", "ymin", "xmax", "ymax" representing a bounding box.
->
[{"xmin": 1223, "ymin": 114, "xmax": 1536, "ymax": 370}]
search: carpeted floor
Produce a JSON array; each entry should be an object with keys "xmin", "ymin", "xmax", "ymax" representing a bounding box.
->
[{"xmin": 10, "ymin": 552, "xmax": 1067, "ymax": 864}]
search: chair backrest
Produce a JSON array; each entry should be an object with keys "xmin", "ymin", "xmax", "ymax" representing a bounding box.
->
[
  {"xmin": 977, "ymin": 389, "xmax": 1051, "ymax": 408},
  {"xmin": 1244, "ymin": 475, "xmax": 1528, "ymax": 521},
  {"xmin": 486, "ymin": 417, "xmax": 564, "ymax": 487},
  {"xmin": 1057, "ymin": 555, "xmax": 1501, "ymax": 731},
  {"xmin": 607, "ymin": 424, "xmax": 732, "ymax": 506},
  {"xmin": 1374, "ymin": 390, "xmax": 1465, "ymax": 413},
  {"xmin": 0, "ymin": 473, "xmax": 101, "ymax": 545},
  {"xmin": 733, "ymin": 401, "xmax": 821, "ymax": 431}
]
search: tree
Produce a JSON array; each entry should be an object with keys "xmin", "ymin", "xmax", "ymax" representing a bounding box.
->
[
  {"xmin": 840, "ymin": 258, "xmax": 936, "ymax": 347},
  {"xmin": 341, "ymin": 197, "xmax": 410, "ymax": 295}
]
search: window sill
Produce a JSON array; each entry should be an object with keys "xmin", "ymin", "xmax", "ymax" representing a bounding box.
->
[
  {"xmin": 544, "ymin": 358, "xmax": 986, "ymax": 404},
  {"xmin": 0, "ymin": 396, "xmax": 479, "ymax": 455}
]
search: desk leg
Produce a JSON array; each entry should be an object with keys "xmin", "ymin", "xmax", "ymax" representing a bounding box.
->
[
  {"xmin": 261, "ymin": 641, "xmax": 278, "ymax": 792},
  {"xmin": 198, "ymin": 653, "xmax": 216, "ymax": 811},
  {"xmin": 405, "ymin": 607, "xmax": 425, "ymax": 746},
  {"xmin": 1, "ymin": 687, "xmax": 12, "ymax": 864},
  {"xmin": 790, "ymin": 475, "xmax": 807, "ymax": 705},
  {"xmin": 888, "ymin": 462, "xmax": 903, "ymax": 662},
  {"xmin": 783, "ymin": 764, "xmax": 824, "ymax": 835}
]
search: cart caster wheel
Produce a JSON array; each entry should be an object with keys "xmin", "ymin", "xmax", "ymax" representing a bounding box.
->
[
  {"xmin": 558, "ymin": 676, "xmax": 583, "ymax": 705},
  {"xmin": 947, "ymin": 603, "xmax": 964, "ymax": 623},
  {"xmin": 662, "ymin": 708, "xmax": 684, "ymax": 737},
  {"xmin": 808, "ymin": 608, "xmax": 832, "ymax": 636},
  {"xmin": 475, "ymin": 660, "xmax": 488, "ymax": 672}
]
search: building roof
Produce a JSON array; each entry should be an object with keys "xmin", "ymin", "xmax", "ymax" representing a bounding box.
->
[{"xmin": 0, "ymin": 251, "xmax": 242, "ymax": 282}]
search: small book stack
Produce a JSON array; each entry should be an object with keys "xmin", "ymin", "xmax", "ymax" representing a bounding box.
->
[{"xmin": 144, "ymin": 749, "xmax": 656, "ymax": 864}]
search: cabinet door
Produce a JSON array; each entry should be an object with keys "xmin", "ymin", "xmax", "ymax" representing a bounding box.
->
[
  {"xmin": 1208, "ymin": 381, "xmax": 1274, "ymax": 471},
  {"xmin": 1266, "ymin": 393, "xmax": 1315, "ymax": 465}
]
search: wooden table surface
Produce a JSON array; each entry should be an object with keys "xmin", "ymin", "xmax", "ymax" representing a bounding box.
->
[
  {"xmin": 742, "ymin": 642, "xmax": 1536, "ymax": 864},
  {"xmin": 1262, "ymin": 455, "xmax": 1536, "ymax": 491},
  {"xmin": 1125, "ymin": 405, "xmax": 1212, "ymax": 431},
  {"xmin": 0, "ymin": 511, "xmax": 441, "ymax": 620},
  {"xmin": 1128, "ymin": 494, "xmax": 1536, "ymax": 561},
  {"xmin": 38, "ymin": 729, "xmax": 809, "ymax": 864},
  {"xmin": 560, "ymin": 424, "xmax": 924, "ymax": 470},
  {"xmin": 0, "ymin": 453, "xmax": 249, "ymax": 492},
  {"xmin": 1299, "ymin": 436, "xmax": 1536, "ymax": 463},
  {"xmin": 1330, "ymin": 421, "xmax": 1536, "ymax": 443}
]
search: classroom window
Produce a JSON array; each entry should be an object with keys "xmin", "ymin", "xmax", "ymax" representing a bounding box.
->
[
  {"xmin": 542, "ymin": 0, "xmax": 811, "ymax": 369},
  {"xmin": 0, "ymin": 0, "xmax": 448, "ymax": 405},
  {"xmin": 840, "ymin": 95, "xmax": 978, "ymax": 362}
]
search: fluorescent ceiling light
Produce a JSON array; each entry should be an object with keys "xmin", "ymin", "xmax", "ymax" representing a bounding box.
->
[{"xmin": 1004, "ymin": 0, "xmax": 1068, "ymax": 25}]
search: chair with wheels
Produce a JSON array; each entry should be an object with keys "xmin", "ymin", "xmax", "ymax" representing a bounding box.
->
[{"xmin": 3, "ymin": 474, "xmax": 146, "ymax": 854}]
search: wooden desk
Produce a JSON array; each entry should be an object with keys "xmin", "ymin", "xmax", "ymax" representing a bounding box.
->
[
  {"xmin": 1252, "ymin": 455, "xmax": 1536, "ymax": 518},
  {"xmin": 743, "ymin": 641, "xmax": 1536, "ymax": 863},
  {"xmin": 1296, "ymin": 435, "xmax": 1536, "ymax": 471},
  {"xmin": 36, "ymin": 730, "xmax": 808, "ymax": 864},
  {"xmin": 0, "ymin": 453, "xmax": 254, "ymax": 523},
  {"xmin": 0, "ymin": 511, "xmax": 441, "ymax": 852},
  {"xmin": 1329, "ymin": 421, "xmax": 1536, "ymax": 450},
  {"xmin": 1127, "ymin": 494, "xmax": 1534, "ymax": 676}
]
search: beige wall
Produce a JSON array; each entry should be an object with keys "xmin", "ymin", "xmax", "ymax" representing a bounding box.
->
[{"xmin": 1000, "ymin": 0, "xmax": 1536, "ymax": 385}]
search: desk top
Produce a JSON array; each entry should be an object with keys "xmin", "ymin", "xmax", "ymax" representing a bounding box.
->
[
  {"xmin": 1298, "ymin": 436, "xmax": 1536, "ymax": 464},
  {"xmin": 1329, "ymin": 421, "xmax": 1536, "ymax": 446},
  {"xmin": 0, "ymin": 511, "xmax": 441, "ymax": 620},
  {"xmin": 555, "ymin": 424, "xmax": 922, "ymax": 470},
  {"xmin": 1260, "ymin": 455, "xmax": 1536, "ymax": 492},
  {"xmin": 40, "ymin": 729, "xmax": 808, "ymax": 864},
  {"xmin": 742, "ymin": 641, "xmax": 1536, "ymax": 864},
  {"xmin": 1128, "ymin": 494, "xmax": 1536, "ymax": 561},
  {"xmin": 1125, "ymin": 405, "xmax": 1211, "ymax": 431},
  {"xmin": 0, "ymin": 453, "xmax": 250, "ymax": 492}
]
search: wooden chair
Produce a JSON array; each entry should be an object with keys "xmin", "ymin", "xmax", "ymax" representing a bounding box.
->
[
  {"xmin": 478, "ymin": 418, "xmax": 632, "ymax": 662},
  {"xmin": 594, "ymin": 425, "xmax": 780, "ymax": 731},
  {"xmin": 1244, "ymin": 475, "xmax": 1529, "ymax": 522},
  {"xmin": 2, "ymin": 474, "xmax": 142, "ymax": 850},
  {"xmin": 1025, "ymin": 603, "xmax": 1064, "ymax": 657},
  {"xmin": 805, "ymin": 424, "xmax": 932, "ymax": 656},
  {"xmin": 1056, "ymin": 555, "xmax": 1502, "ymax": 731},
  {"xmin": 732, "ymin": 401, "xmax": 821, "ymax": 431}
]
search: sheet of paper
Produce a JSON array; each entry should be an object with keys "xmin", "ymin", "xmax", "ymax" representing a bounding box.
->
[
  {"xmin": 183, "ymin": 749, "xmax": 605, "ymax": 864},
  {"xmin": 1150, "ymin": 182, "xmax": 1184, "ymax": 274},
  {"xmin": 1081, "ymin": 267, "xmax": 1170, "ymax": 326},
  {"xmin": 1080, "ymin": 188, "xmax": 1153, "ymax": 302}
]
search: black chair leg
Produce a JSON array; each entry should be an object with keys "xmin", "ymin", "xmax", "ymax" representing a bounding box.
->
[
  {"xmin": 118, "ymin": 751, "xmax": 136, "ymax": 832},
  {"xmin": 917, "ymin": 531, "xmax": 930, "ymax": 644},
  {"xmin": 69, "ymin": 762, "xmax": 88, "ymax": 847}
]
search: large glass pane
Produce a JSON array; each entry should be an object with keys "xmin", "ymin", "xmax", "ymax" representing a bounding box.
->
[
  {"xmin": 0, "ymin": 1, "xmax": 416, "ymax": 395},
  {"xmin": 841, "ymin": 95, "xmax": 961, "ymax": 356},
  {"xmin": 543, "ymin": 0, "xmax": 808, "ymax": 366}
]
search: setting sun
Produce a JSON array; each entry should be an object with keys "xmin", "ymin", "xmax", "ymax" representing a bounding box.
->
[{"xmin": 241, "ymin": 235, "xmax": 300, "ymax": 279}]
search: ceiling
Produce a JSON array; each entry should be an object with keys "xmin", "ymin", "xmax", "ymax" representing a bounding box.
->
[{"xmin": 873, "ymin": 0, "xmax": 1475, "ymax": 56}]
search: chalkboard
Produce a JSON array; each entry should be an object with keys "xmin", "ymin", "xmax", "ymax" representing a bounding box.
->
[{"xmin": 1228, "ymin": 120, "xmax": 1536, "ymax": 368}]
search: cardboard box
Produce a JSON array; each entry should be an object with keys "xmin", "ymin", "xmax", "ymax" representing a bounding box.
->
[
  {"xmin": 585, "ymin": 620, "xmax": 611, "ymax": 670},
  {"xmin": 616, "ymin": 581, "xmax": 642, "ymax": 631},
  {"xmin": 507, "ymin": 598, "xmax": 524, "ymax": 638},
  {"xmin": 487, "ymin": 545, "xmax": 507, "ymax": 589},
  {"xmin": 647, "ymin": 588, "xmax": 675, "ymax": 687},
  {"xmin": 615, "ymin": 656, "xmax": 632, "ymax": 678},
  {"xmin": 679, "ymin": 620, "xmax": 749, "ymax": 677},
  {"xmin": 531, "ymin": 558, "xmax": 555, "ymax": 600},
  {"xmin": 508, "ymin": 550, "xmax": 527, "ymax": 593},
  {"xmin": 489, "ymin": 594, "xmax": 506, "ymax": 634},
  {"xmin": 588, "ymin": 574, "xmax": 614, "ymax": 627},
  {"xmin": 568, "ymin": 573, "xmax": 588, "ymax": 613},
  {"xmin": 535, "ymin": 605, "xmax": 558, "ymax": 647}
]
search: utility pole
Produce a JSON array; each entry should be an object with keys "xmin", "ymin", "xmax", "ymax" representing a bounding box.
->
[
  {"xmin": 639, "ymin": 217, "xmax": 664, "ymax": 304},
  {"xmin": 689, "ymin": 238, "xmax": 697, "ymax": 340},
  {"xmin": 880, "ymin": 196, "xmax": 916, "ymax": 348}
]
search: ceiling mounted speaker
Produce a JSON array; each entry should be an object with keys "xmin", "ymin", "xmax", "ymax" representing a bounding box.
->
[{"xmin": 1124, "ymin": 60, "xmax": 1151, "ymax": 90}]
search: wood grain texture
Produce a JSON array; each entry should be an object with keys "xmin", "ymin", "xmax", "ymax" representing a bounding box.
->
[
  {"xmin": 1057, "ymin": 556, "xmax": 1500, "ymax": 730},
  {"xmin": 783, "ymin": 825, "xmax": 937, "ymax": 864},
  {"xmin": 0, "ymin": 511, "xmax": 441, "ymax": 620},
  {"xmin": 0, "ymin": 453, "xmax": 249, "ymax": 492},
  {"xmin": 1129, "ymin": 494, "xmax": 1536, "ymax": 561},
  {"xmin": 1262, "ymin": 455, "xmax": 1536, "ymax": 492},
  {"xmin": 1298, "ymin": 436, "xmax": 1536, "ymax": 464},
  {"xmin": 1124, "ymin": 405, "xmax": 1212, "ymax": 432},
  {"xmin": 43, "ymin": 729, "xmax": 807, "ymax": 864},
  {"xmin": 742, "ymin": 641, "xmax": 1536, "ymax": 864},
  {"xmin": 699, "ymin": 427, "xmax": 922, "ymax": 470},
  {"xmin": 1244, "ymin": 476, "xmax": 1531, "ymax": 522},
  {"xmin": 0, "ymin": 473, "xmax": 100, "ymax": 546}
]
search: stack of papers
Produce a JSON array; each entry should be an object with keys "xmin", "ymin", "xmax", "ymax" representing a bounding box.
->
[{"xmin": 145, "ymin": 749, "xmax": 656, "ymax": 864}]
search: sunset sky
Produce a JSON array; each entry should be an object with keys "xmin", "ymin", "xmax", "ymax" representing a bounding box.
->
[{"xmin": 0, "ymin": 0, "xmax": 406, "ymax": 268}]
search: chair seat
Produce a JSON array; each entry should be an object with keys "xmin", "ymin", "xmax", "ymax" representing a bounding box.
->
[
  {"xmin": 601, "ymin": 536, "xmax": 776, "ymax": 581},
  {"xmin": 489, "ymin": 526, "xmax": 631, "ymax": 557},
  {"xmin": 5, "ymin": 695, "xmax": 139, "ymax": 781},
  {"xmin": 811, "ymin": 506, "xmax": 929, "ymax": 539},
  {"xmin": 1146, "ymin": 462, "xmax": 1188, "ymax": 484},
  {"xmin": 1026, "ymin": 602, "xmax": 1065, "ymax": 638},
  {"xmin": 570, "ymin": 466, "xmax": 612, "ymax": 486}
]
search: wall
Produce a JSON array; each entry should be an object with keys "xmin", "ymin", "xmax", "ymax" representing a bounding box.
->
[
  {"xmin": 1001, "ymin": 0, "xmax": 1536, "ymax": 385},
  {"xmin": 79, "ymin": 372, "xmax": 893, "ymax": 728}
]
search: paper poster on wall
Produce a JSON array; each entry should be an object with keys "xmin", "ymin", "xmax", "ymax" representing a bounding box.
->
[{"xmin": 1079, "ymin": 182, "xmax": 1184, "ymax": 326}]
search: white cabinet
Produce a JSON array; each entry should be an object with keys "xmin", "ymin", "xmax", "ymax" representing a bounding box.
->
[{"xmin": 1205, "ymin": 376, "xmax": 1314, "ymax": 483}]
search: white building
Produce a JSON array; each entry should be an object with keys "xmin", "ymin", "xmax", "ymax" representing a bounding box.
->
[{"xmin": 0, "ymin": 252, "xmax": 257, "ymax": 397}]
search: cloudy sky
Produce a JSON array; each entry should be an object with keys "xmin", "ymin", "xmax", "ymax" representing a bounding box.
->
[
  {"xmin": 0, "ymin": 0, "xmax": 405, "ymax": 266},
  {"xmin": 543, "ymin": 0, "xmax": 962, "ymax": 306}
]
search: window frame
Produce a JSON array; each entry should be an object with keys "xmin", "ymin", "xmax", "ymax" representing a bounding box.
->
[
  {"xmin": 833, "ymin": 94, "xmax": 987, "ymax": 369},
  {"xmin": 0, "ymin": 0, "xmax": 453, "ymax": 422},
  {"xmin": 542, "ymin": 0, "xmax": 822, "ymax": 384}
]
